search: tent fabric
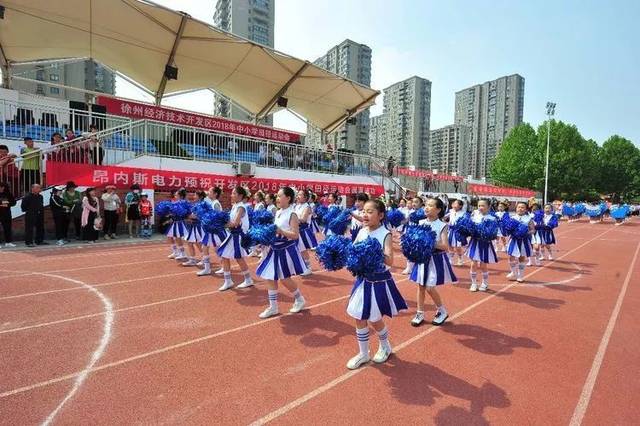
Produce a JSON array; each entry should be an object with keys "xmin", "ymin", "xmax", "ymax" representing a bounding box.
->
[{"xmin": 0, "ymin": 0, "xmax": 379, "ymax": 132}]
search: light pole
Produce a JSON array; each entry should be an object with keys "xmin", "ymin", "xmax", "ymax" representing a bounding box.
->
[{"xmin": 544, "ymin": 102, "xmax": 556, "ymax": 204}]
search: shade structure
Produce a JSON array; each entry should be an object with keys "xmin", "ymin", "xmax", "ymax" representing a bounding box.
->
[{"xmin": 0, "ymin": 0, "xmax": 379, "ymax": 132}]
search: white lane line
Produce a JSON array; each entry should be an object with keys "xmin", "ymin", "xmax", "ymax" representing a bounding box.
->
[
  {"xmin": 569, "ymin": 241, "xmax": 640, "ymax": 426},
  {"xmin": 36, "ymin": 273, "xmax": 114, "ymax": 426},
  {"xmin": 248, "ymin": 228, "xmax": 614, "ymax": 425},
  {"xmin": 1, "ymin": 244, "xmax": 167, "ymax": 265}
]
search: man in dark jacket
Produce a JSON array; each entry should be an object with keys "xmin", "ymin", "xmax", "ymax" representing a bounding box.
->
[
  {"xmin": 0, "ymin": 181, "xmax": 17, "ymax": 247},
  {"xmin": 21, "ymin": 183, "xmax": 47, "ymax": 247}
]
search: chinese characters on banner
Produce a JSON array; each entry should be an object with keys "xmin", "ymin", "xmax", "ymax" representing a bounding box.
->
[
  {"xmin": 47, "ymin": 161, "xmax": 385, "ymax": 196},
  {"xmin": 467, "ymin": 184, "xmax": 535, "ymax": 198},
  {"xmin": 95, "ymin": 96, "xmax": 301, "ymax": 143},
  {"xmin": 395, "ymin": 167, "xmax": 464, "ymax": 182}
]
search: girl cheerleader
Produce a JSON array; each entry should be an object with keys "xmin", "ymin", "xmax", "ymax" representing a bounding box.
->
[
  {"xmin": 446, "ymin": 199, "xmax": 468, "ymax": 266},
  {"xmin": 323, "ymin": 192, "xmax": 342, "ymax": 237},
  {"xmin": 250, "ymin": 191, "xmax": 267, "ymax": 258},
  {"xmin": 167, "ymin": 188, "xmax": 189, "ymax": 261},
  {"xmin": 528, "ymin": 203, "xmax": 542, "ymax": 266},
  {"xmin": 467, "ymin": 199, "xmax": 499, "ymax": 292},
  {"xmin": 256, "ymin": 187, "xmax": 308, "ymax": 319},
  {"xmin": 495, "ymin": 201, "xmax": 509, "ymax": 252},
  {"xmin": 181, "ymin": 191, "xmax": 205, "ymax": 267},
  {"xmin": 198, "ymin": 187, "xmax": 226, "ymax": 276},
  {"xmin": 265, "ymin": 192, "xmax": 277, "ymax": 215},
  {"xmin": 309, "ymin": 192, "xmax": 321, "ymax": 235},
  {"xmin": 401, "ymin": 197, "xmax": 423, "ymax": 274},
  {"xmin": 506, "ymin": 202, "xmax": 535, "ymax": 283},
  {"xmin": 537, "ymin": 204, "xmax": 558, "ymax": 260},
  {"xmin": 349, "ymin": 193, "xmax": 369, "ymax": 241},
  {"xmin": 410, "ymin": 197, "xmax": 457, "ymax": 326},
  {"xmin": 346, "ymin": 199, "xmax": 407, "ymax": 369},
  {"xmin": 294, "ymin": 189, "xmax": 317, "ymax": 275},
  {"xmin": 217, "ymin": 186, "xmax": 254, "ymax": 291}
]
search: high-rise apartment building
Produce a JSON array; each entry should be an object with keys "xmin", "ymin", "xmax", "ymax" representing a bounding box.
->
[
  {"xmin": 306, "ymin": 39, "xmax": 372, "ymax": 154},
  {"xmin": 429, "ymin": 124, "xmax": 470, "ymax": 175},
  {"xmin": 12, "ymin": 60, "xmax": 115, "ymax": 102},
  {"xmin": 368, "ymin": 115, "xmax": 387, "ymax": 158},
  {"xmin": 375, "ymin": 76, "xmax": 431, "ymax": 168},
  {"xmin": 213, "ymin": 0, "xmax": 275, "ymax": 125},
  {"xmin": 454, "ymin": 74, "xmax": 524, "ymax": 178}
]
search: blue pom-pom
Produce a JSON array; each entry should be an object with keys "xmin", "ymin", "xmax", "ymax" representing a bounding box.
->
[
  {"xmin": 346, "ymin": 237, "xmax": 385, "ymax": 276},
  {"xmin": 610, "ymin": 205, "xmax": 629, "ymax": 219},
  {"xmin": 546, "ymin": 214, "xmax": 559, "ymax": 229},
  {"xmin": 315, "ymin": 235, "xmax": 351, "ymax": 271},
  {"xmin": 585, "ymin": 208, "xmax": 601, "ymax": 218},
  {"xmin": 200, "ymin": 210, "xmax": 230, "ymax": 234},
  {"xmin": 328, "ymin": 209, "xmax": 353, "ymax": 235},
  {"xmin": 513, "ymin": 222, "xmax": 529, "ymax": 239},
  {"xmin": 315, "ymin": 205, "xmax": 329, "ymax": 224},
  {"xmin": 251, "ymin": 209, "xmax": 275, "ymax": 226},
  {"xmin": 192, "ymin": 200, "xmax": 213, "ymax": 219},
  {"xmin": 156, "ymin": 200, "xmax": 172, "ymax": 217},
  {"xmin": 400, "ymin": 224, "xmax": 437, "ymax": 264},
  {"xmin": 533, "ymin": 210, "xmax": 544, "ymax": 224},
  {"xmin": 385, "ymin": 208, "xmax": 405, "ymax": 228},
  {"xmin": 409, "ymin": 208, "xmax": 426, "ymax": 224},
  {"xmin": 247, "ymin": 224, "xmax": 277, "ymax": 246},
  {"xmin": 477, "ymin": 219, "xmax": 499, "ymax": 241},
  {"xmin": 562, "ymin": 204, "xmax": 575, "ymax": 217},
  {"xmin": 322, "ymin": 206, "xmax": 342, "ymax": 227},
  {"xmin": 245, "ymin": 205, "xmax": 255, "ymax": 225},
  {"xmin": 170, "ymin": 200, "xmax": 192, "ymax": 220},
  {"xmin": 454, "ymin": 214, "xmax": 476, "ymax": 241},
  {"xmin": 574, "ymin": 204, "xmax": 586, "ymax": 215}
]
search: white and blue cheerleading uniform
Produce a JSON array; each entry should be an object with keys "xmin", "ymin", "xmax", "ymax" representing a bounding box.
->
[
  {"xmin": 217, "ymin": 202, "xmax": 250, "ymax": 259},
  {"xmin": 350, "ymin": 209, "xmax": 363, "ymax": 241},
  {"xmin": 266, "ymin": 203, "xmax": 277, "ymax": 216},
  {"xmin": 346, "ymin": 226, "xmax": 408, "ymax": 322},
  {"xmin": 295, "ymin": 202, "xmax": 318, "ymax": 251},
  {"xmin": 256, "ymin": 205, "xmax": 308, "ymax": 280},
  {"xmin": 410, "ymin": 218, "xmax": 458, "ymax": 286},
  {"xmin": 309, "ymin": 201, "xmax": 321, "ymax": 234},
  {"xmin": 466, "ymin": 212, "xmax": 499, "ymax": 264},
  {"xmin": 537, "ymin": 214, "xmax": 557, "ymax": 245},
  {"xmin": 323, "ymin": 204, "xmax": 341, "ymax": 236},
  {"xmin": 507, "ymin": 213, "xmax": 533, "ymax": 257},
  {"xmin": 200, "ymin": 198, "xmax": 227, "ymax": 247},
  {"xmin": 447, "ymin": 209, "xmax": 468, "ymax": 247},
  {"xmin": 398, "ymin": 207, "xmax": 413, "ymax": 234},
  {"xmin": 165, "ymin": 200, "xmax": 190, "ymax": 239},
  {"xmin": 495, "ymin": 211, "xmax": 507, "ymax": 237}
]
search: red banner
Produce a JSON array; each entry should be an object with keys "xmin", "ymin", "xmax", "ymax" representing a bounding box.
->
[
  {"xmin": 468, "ymin": 184, "xmax": 535, "ymax": 198},
  {"xmin": 95, "ymin": 96, "xmax": 301, "ymax": 143},
  {"xmin": 46, "ymin": 161, "xmax": 384, "ymax": 196},
  {"xmin": 396, "ymin": 167, "xmax": 463, "ymax": 182}
]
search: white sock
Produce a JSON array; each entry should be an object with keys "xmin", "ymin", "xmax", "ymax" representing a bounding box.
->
[
  {"xmin": 223, "ymin": 272, "xmax": 232, "ymax": 284},
  {"xmin": 509, "ymin": 261, "xmax": 517, "ymax": 274},
  {"xmin": 292, "ymin": 288, "xmax": 302, "ymax": 301},
  {"xmin": 438, "ymin": 305, "xmax": 447, "ymax": 315},
  {"xmin": 202, "ymin": 256, "xmax": 211, "ymax": 272},
  {"xmin": 377, "ymin": 326, "xmax": 391, "ymax": 351},
  {"xmin": 242, "ymin": 270, "xmax": 252, "ymax": 283},
  {"xmin": 178, "ymin": 247, "xmax": 185, "ymax": 256},
  {"xmin": 356, "ymin": 327, "xmax": 370, "ymax": 356},
  {"xmin": 171, "ymin": 244, "xmax": 177, "ymax": 254},
  {"xmin": 482, "ymin": 272, "xmax": 489, "ymax": 284},
  {"xmin": 470, "ymin": 272, "xmax": 477, "ymax": 285},
  {"xmin": 268, "ymin": 289, "xmax": 278, "ymax": 309},
  {"xmin": 518, "ymin": 262, "xmax": 526, "ymax": 277}
]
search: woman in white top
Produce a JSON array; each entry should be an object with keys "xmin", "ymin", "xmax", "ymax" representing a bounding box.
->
[
  {"xmin": 409, "ymin": 197, "xmax": 457, "ymax": 327},
  {"xmin": 345, "ymin": 199, "xmax": 407, "ymax": 370},
  {"xmin": 217, "ymin": 186, "xmax": 253, "ymax": 291},
  {"xmin": 294, "ymin": 189, "xmax": 317, "ymax": 273},
  {"xmin": 256, "ymin": 187, "xmax": 307, "ymax": 319},
  {"xmin": 197, "ymin": 187, "xmax": 226, "ymax": 276},
  {"xmin": 101, "ymin": 185, "xmax": 120, "ymax": 239}
]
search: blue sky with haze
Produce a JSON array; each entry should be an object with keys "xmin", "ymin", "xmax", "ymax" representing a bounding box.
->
[{"xmin": 118, "ymin": 0, "xmax": 639, "ymax": 146}]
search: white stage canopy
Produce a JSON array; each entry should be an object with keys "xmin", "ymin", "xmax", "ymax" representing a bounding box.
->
[{"xmin": 0, "ymin": 0, "xmax": 379, "ymax": 132}]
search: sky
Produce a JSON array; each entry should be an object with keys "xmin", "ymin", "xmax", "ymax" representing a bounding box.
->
[{"xmin": 117, "ymin": 0, "xmax": 640, "ymax": 146}]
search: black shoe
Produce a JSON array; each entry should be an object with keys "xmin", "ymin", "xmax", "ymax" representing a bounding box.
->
[
  {"xmin": 25, "ymin": 243, "xmax": 35, "ymax": 247},
  {"xmin": 37, "ymin": 242, "xmax": 49, "ymax": 245}
]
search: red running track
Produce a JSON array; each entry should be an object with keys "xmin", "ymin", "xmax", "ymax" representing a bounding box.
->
[{"xmin": 0, "ymin": 219, "xmax": 638, "ymax": 425}]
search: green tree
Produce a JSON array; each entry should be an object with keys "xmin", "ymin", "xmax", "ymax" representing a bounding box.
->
[
  {"xmin": 597, "ymin": 135, "xmax": 640, "ymax": 201},
  {"xmin": 489, "ymin": 123, "xmax": 539, "ymax": 188}
]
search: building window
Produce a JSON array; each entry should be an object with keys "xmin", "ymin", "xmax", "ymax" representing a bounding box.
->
[
  {"xmin": 50, "ymin": 74, "xmax": 59, "ymax": 81},
  {"xmin": 50, "ymin": 87, "xmax": 60, "ymax": 95}
]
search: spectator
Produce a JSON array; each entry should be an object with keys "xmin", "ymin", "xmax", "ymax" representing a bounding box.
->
[
  {"xmin": 0, "ymin": 182, "xmax": 17, "ymax": 248},
  {"xmin": 50, "ymin": 132, "xmax": 63, "ymax": 145},
  {"xmin": 125, "ymin": 184, "xmax": 142, "ymax": 238},
  {"xmin": 0, "ymin": 145, "xmax": 18, "ymax": 195},
  {"xmin": 63, "ymin": 181, "xmax": 83, "ymax": 241},
  {"xmin": 19, "ymin": 137, "xmax": 40, "ymax": 194},
  {"xmin": 88, "ymin": 124, "xmax": 105, "ymax": 165},
  {"xmin": 21, "ymin": 183, "xmax": 46, "ymax": 247},
  {"xmin": 272, "ymin": 147, "xmax": 283, "ymax": 167},
  {"xmin": 49, "ymin": 185, "xmax": 67, "ymax": 246},
  {"xmin": 48, "ymin": 132, "xmax": 65, "ymax": 162},
  {"xmin": 64, "ymin": 129, "xmax": 77, "ymax": 142},
  {"xmin": 81, "ymin": 187, "xmax": 100, "ymax": 243},
  {"xmin": 64, "ymin": 129, "xmax": 84, "ymax": 163},
  {"xmin": 139, "ymin": 193, "xmax": 153, "ymax": 238},
  {"xmin": 101, "ymin": 185, "xmax": 121, "ymax": 239},
  {"xmin": 227, "ymin": 138, "xmax": 237, "ymax": 159},
  {"xmin": 294, "ymin": 151, "xmax": 303, "ymax": 170},
  {"xmin": 258, "ymin": 144, "xmax": 267, "ymax": 165},
  {"xmin": 387, "ymin": 156, "xmax": 396, "ymax": 177}
]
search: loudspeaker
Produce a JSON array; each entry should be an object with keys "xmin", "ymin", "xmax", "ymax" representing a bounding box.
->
[
  {"xmin": 276, "ymin": 96, "xmax": 288, "ymax": 108},
  {"xmin": 164, "ymin": 65, "xmax": 178, "ymax": 80},
  {"xmin": 69, "ymin": 101, "xmax": 88, "ymax": 111}
]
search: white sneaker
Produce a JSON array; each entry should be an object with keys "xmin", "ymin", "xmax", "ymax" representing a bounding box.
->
[
  {"xmin": 469, "ymin": 282, "xmax": 478, "ymax": 292},
  {"xmin": 197, "ymin": 268, "xmax": 211, "ymax": 276},
  {"xmin": 4, "ymin": 242, "xmax": 16, "ymax": 248},
  {"xmin": 507, "ymin": 272, "xmax": 516, "ymax": 281},
  {"xmin": 196, "ymin": 260, "xmax": 204, "ymax": 267},
  {"xmin": 56, "ymin": 240, "xmax": 65, "ymax": 246},
  {"xmin": 214, "ymin": 268, "xmax": 224, "ymax": 275},
  {"xmin": 174, "ymin": 255, "xmax": 187, "ymax": 261},
  {"xmin": 500, "ymin": 247, "xmax": 507, "ymax": 252},
  {"xmin": 237, "ymin": 279, "xmax": 254, "ymax": 289},
  {"xmin": 401, "ymin": 267, "xmax": 411, "ymax": 274},
  {"xmin": 479, "ymin": 282, "xmax": 488, "ymax": 292},
  {"xmin": 432, "ymin": 309, "xmax": 448, "ymax": 326},
  {"xmin": 259, "ymin": 306, "xmax": 279, "ymax": 319},
  {"xmin": 457, "ymin": 259, "xmax": 464, "ymax": 266},
  {"xmin": 547, "ymin": 255, "xmax": 553, "ymax": 261},
  {"xmin": 218, "ymin": 281, "xmax": 235, "ymax": 291},
  {"xmin": 534, "ymin": 258, "xmax": 542, "ymax": 266},
  {"xmin": 346, "ymin": 352, "xmax": 370, "ymax": 370},
  {"xmin": 289, "ymin": 297, "xmax": 306, "ymax": 313},
  {"xmin": 372, "ymin": 346, "xmax": 392, "ymax": 364},
  {"xmin": 526, "ymin": 260, "xmax": 533, "ymax": 266},
  {"xmin": 167, "ymin": 252, "xmax": 176, "ymax": 259},
  {"xmin": 516, "ymin": 275, "xmax": 525, "ymax": 283},
  {"xmin": 181, "ymin": 259, "xmax": 198, "ymax": 267},
  {"xmin": 301, "ymin": 268, "xmax": 312, "ymax": 276},
  {"xmin": 538, "ymin": 255, "xmax": 545, "ymax": 261},
  {"xmin": 410, "ymin": 312, "xmax": 425, "ymax": 327}
]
